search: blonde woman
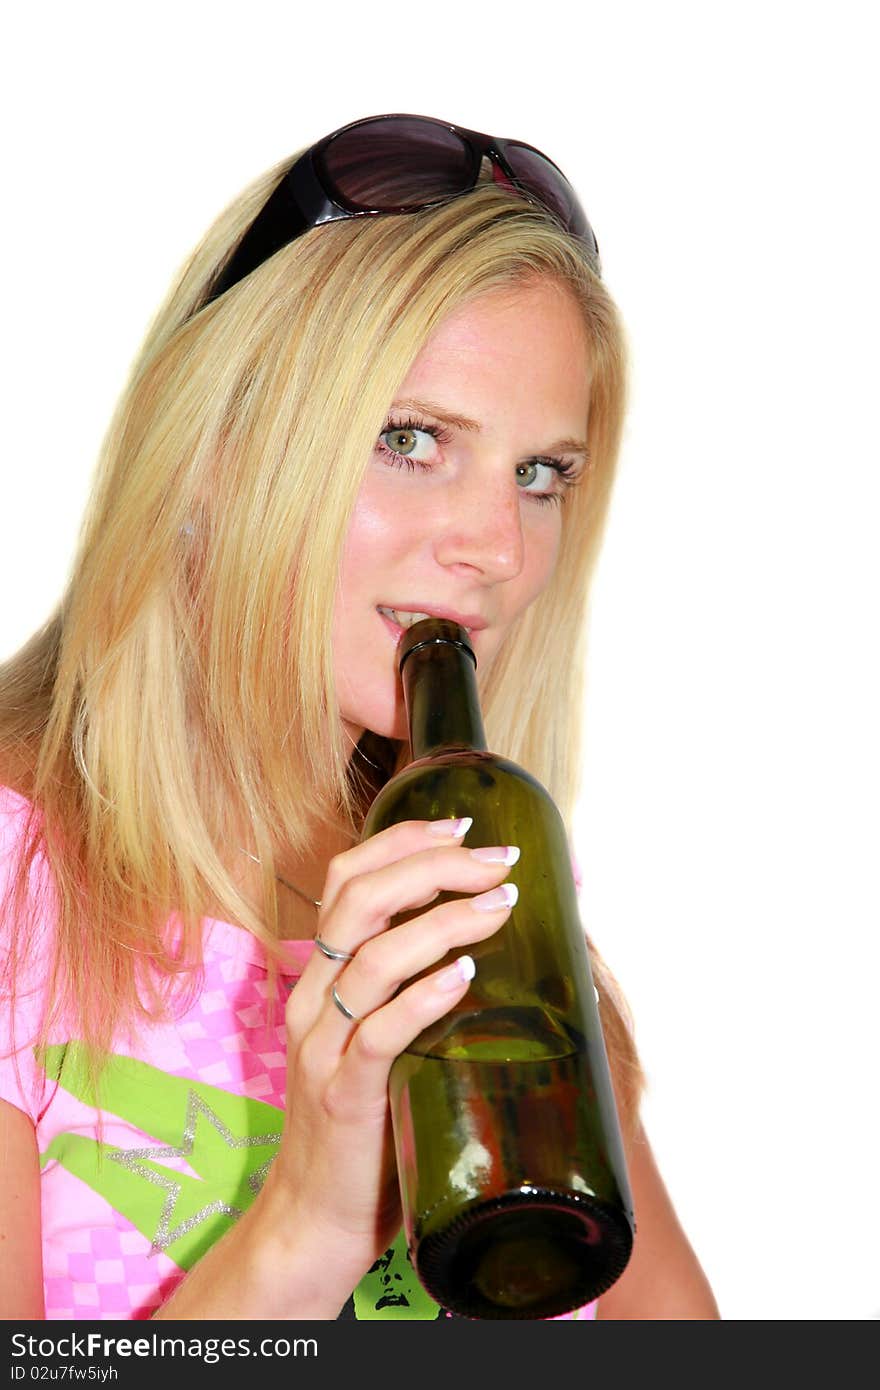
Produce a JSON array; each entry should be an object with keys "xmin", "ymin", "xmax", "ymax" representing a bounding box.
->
[{"xmin": 0, "ymin": 114, "xmax": 718, "ymax": 1321}]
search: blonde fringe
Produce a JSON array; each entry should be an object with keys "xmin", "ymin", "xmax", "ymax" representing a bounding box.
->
[{"xmin": 0, "ymin": 155, "xmax": 644, "ymax": 1130}]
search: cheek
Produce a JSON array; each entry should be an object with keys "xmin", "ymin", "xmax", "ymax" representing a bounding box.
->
[
  {"xmin": 338, "ymin": 475, "xmax": 410, "ymax": 591},
  {"xmin": 522, "ymin": 513, "xmax": 563, "ymax": 598},
  {"xmin": 478, "ymin": 519, "xmax": 562, "ymax": 673}
]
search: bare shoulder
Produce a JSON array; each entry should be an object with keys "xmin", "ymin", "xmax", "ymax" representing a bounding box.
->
[
  {"xmin": 595, "ymin": 1119, "xmax": 720, "ymax": 1320},
  {"xmin": 0, "ymin": 1097, "xmax": 45, "ymax": 1318}
]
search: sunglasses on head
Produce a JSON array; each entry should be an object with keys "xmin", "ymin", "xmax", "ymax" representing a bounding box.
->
[{"xmin": 204, "ymin": 113, "xmax": 600, "ymax": 306}]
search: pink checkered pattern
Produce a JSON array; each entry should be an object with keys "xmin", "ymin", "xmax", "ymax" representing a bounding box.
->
[
  {"xmin": 26, "ymin": 919, "xmax": 309, "ymax": 1319},
  {"xmin": 3, "ymin": 787, "xmax": 597, "ymax": 1320}
]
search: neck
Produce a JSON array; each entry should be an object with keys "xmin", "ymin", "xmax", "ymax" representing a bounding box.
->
[
  {"xmin": 226, "ymin": 738, "xmax": 398, "ymax": 938},
  {"xmin": 226, "ymin": 798, "xmax": 355, "ymax": 938}
]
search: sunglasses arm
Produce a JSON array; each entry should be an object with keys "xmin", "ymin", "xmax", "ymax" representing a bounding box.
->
[{"xmin": 204, "ymin": 157, "xmax": 332, "ymax": 306}]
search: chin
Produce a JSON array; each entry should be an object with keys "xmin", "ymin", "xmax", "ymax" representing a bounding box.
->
[
  {"xmin": 343, "ymin": 692, "xmax": 408, "ymax": 745},
  {"xmin": 369, "ymin": 709, "xmax": 408, "ymax": 743}
]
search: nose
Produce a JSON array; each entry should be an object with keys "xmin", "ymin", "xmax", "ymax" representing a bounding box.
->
[{"xmin": 432, "ymin": 469, "xmax": 525, "ymax": 583}]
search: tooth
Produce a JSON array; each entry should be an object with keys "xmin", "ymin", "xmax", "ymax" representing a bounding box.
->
[
  {"xmin": 379, "ymin": 608, "xmax": 431, "ymax": 629},
  {"xmin": 379, "ymin": 607, "xmax": 472, "ymax": 632}
]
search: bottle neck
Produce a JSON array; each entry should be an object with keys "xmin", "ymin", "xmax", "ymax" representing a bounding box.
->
[{"xmin": 401, "ymin": 638, "xmax": 488, "ymax": 759}]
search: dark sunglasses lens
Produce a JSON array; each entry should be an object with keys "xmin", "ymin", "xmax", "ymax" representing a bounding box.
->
[
  {"xmin": 321, "ymin": 118, "xmax": 475, "ymax": 210},
  {"xmin": 504, "ymin": 144, "xmax": 593, "ymax": 247}
]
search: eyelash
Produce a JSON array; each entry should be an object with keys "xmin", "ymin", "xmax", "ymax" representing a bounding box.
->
[{"xmin": 376, "ymin": 415, "xmax": 580, "ymax": 507}]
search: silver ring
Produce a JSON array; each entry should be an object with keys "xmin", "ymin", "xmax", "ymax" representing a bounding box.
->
[
  {"xmin": 314, "ymin": 935, "xmax": 354, "ymax": 962},
  {"xmin": 331, "ymin": 983, "xmax": 361, "ymax": 1021}
]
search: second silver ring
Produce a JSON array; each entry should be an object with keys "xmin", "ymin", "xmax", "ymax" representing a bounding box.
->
[
  {"xmin": 314, "ymin": 935, "xmax": 354, "ymax": 963},
  {"xmin": 331, "ymin": 983, "xmax": 361, "ymax": 1022}
]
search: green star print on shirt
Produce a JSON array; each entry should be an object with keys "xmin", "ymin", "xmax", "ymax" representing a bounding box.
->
[
  {"xmin": 38, "ymin": 1043, "xmax": 283, "ymax": 1268},
  {"xmin": 37, "ymin": 1042, "xmax": 444, "ymax": 1317}
]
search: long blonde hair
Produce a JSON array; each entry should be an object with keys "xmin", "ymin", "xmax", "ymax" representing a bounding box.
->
[{"xmin": 0, "ymin": 150, "xmax": 643, "ymax": 1124}]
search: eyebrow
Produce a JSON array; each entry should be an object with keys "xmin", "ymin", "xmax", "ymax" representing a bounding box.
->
[{"xmin": 391, "ymin": 396, "xmax": 591, "ymax": 461}]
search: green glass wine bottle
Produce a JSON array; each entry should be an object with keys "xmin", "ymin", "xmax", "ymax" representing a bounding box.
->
[{"xmin": 361, "ymin": 617, "xmax": 635, "ymax": 1319}]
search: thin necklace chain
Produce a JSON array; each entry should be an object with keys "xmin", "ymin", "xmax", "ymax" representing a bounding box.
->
[
  {"xmin": 238, "ymin": 847, "xmax": 322, "ymax": 909},
  {"xmin": 236, "ymin": 740, "xmax": 386, "ymax": 912}
]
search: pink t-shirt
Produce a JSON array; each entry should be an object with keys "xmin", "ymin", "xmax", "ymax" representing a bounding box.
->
[{"xmin": 0, "ymin": 785, "xmax": 597, "ymax": 1321}]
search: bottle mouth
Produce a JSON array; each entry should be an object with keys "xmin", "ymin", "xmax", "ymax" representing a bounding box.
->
[{"xmin": 398, "ymin": 617, "xmax": 477, "ymax": 673}]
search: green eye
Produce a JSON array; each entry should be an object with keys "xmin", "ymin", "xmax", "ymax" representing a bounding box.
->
[
  {"xmin": 378, "ymin": 421, "xmax": 442, "ymax": 467},
  {"xmin": 387, "ymin": 428, "xmax": 419, "ymax": 455},
  {"xmin": 516, "ymin": 462, "xmax": 540, "ymax": 488},
  {"xmin": 515, "ymin": 458, "xmax": 580, "ymax": 507}
]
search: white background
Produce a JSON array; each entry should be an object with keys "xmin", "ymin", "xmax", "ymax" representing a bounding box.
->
[{"xmin": 2, "ymin": 1, "xmax": 877, "ymax": 1321}]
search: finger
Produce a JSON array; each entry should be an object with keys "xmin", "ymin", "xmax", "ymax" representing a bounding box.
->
[
  {"xmin": 323, "ymin": 955, "xmax": 482, "ymax": 1114},
  {"xmin": 319, "ymin": 818, "xmax": 474, "ymax": 918},
  {"xmin": 316, "ymin": 843, "xmax": 520, "ymax": 954},
  {"xmin": 316, "ymin": 881, "xmax": 517, "ymax": 1034},
  {"xmin": 292, "ymin": 844, "xmax": 519, "ymax": 1033},
  {"xmin": 325, "ymin": 882, "xmax": 518, "ymax": 1024}
]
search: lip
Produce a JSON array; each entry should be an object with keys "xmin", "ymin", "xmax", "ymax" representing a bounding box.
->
[{"xmin": 376, "ymin": 603, "xmax": 489, "ymax": 632}]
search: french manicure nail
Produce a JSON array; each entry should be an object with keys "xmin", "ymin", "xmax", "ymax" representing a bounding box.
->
[
  {"xmin": 471, "ymin": 882, "xmax": 519, "ymax": 911},
  {"xmin": 427, "ymin": 816, "xmax": 473, "ymax": 838},
  {"xmin": 470, "ymin": 845, "xmax": 520, "ymax": 865},
  {"xmin": 437, "ymin": 954, "xmax": 476, "ymax": 990}
]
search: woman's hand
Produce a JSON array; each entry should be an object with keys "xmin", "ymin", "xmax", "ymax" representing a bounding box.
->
[{"xmin": 262, "ymin": 817, "xmax": 518, "ymax": 1304}]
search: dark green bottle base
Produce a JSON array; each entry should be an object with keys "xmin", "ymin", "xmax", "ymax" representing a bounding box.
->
[{"xmin": 414, "ymin": 1188, "xmax": 634, "ymax": 1320}]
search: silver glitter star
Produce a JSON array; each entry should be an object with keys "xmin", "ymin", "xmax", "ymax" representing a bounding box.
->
[{"xmin": 109, "ymin": 1088, "xmax": 283, "ymax": 1254}]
